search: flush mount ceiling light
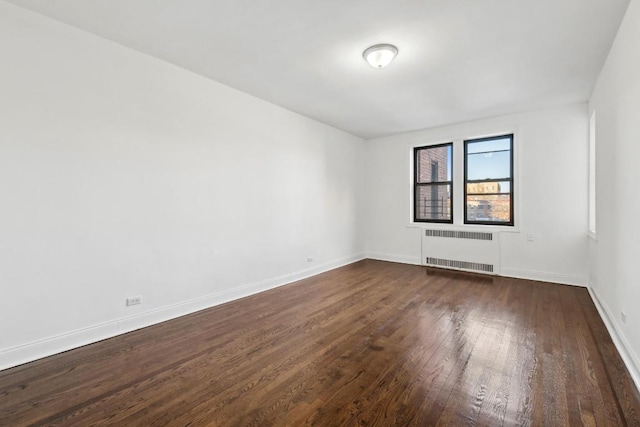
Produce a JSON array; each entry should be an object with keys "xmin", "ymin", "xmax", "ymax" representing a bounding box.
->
[{"xmin": 363, "ymin": 44, "xmax": 398, "ymax": 68}]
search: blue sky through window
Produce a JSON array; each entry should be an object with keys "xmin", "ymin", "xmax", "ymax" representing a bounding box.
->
[{"xmin": 467, "ymin": 137, "xmax": 511, "ymax": 181}]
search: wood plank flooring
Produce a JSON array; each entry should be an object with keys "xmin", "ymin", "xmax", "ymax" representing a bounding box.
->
[{"xmin": 1, "ymin": 260, "xmax": 639, "ymax": 426}]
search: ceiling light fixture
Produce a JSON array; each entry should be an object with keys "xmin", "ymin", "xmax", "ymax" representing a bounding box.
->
[{"xmin": 363, "ymin": 44, "xmax": 398, "ymax": 69}]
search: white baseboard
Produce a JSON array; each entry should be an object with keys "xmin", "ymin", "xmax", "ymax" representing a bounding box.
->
[
  {"xmin": 366, "ymin": 254, "xmax": 587, "ymax": 287},
  {"xmin": 366, "ymin": 252, "xmax": 422, "ymax": 266},
  {"xmin": 0, "ymin": 253, "xmax": 366, "ymax": 372},
  {"xmin": 588, "ymin": 287, "xmax": 640, "ymax": 392},
  {"xmin": 500, "ymin": 267, "xmax": 587, "ymax": 287}
]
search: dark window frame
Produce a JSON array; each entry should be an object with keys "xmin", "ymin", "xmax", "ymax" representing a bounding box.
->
[
  {"xmin": 463, "ymin": 134, "xmax": 514, "ymax": 226},
  {"xmin": 413, "ymin": 142, "xmax": 454, "ymax": 224}
]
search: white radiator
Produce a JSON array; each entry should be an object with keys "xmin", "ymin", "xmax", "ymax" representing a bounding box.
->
[{"xmin": 421, "ymin": 229, "xmax": 500, "ymax": 274}]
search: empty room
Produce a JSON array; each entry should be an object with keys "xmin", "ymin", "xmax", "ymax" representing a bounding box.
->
[{"xmin": 1, "ymin": 0, "xmax": 640, "ymax": 425}]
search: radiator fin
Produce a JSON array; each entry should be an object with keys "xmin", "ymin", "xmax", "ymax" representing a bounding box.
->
[
  {"xmin": 424, "ymin": 229, "xmax": 493, "ymax": 240},
  {"xmin": 425, "ymin": 257, "xmax": 494, "ymax": 273}
]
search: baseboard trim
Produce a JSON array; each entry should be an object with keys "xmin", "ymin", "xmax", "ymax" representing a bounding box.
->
[
  {"xmin": 0, "ymin": 253, "xmax": 366, "ymax": 372},
  {"xmin": 588, "ymin": 287, "xmax": 640, "ymax": 392},
  {"xmin": 366, "ymin": 252, "xmax": 421, "ymax": 266},
  {"xmin": 500, "ymin": 267, "xmax": 587, "ymax": 287},
  {"xmin": 365, "ymin": 255, "xmax": 588, "ymax": 287}
]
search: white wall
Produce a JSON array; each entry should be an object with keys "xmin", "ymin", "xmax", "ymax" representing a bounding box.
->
[
  {"xmin": 588, "ymin": 0, "xmax": 640, "ymax": 387},
  {"xmin": 365, "ymin": 104, "xmax": 589, "ymax": 286},
  {"xmin": 0, "ymin": 2, "xmax": 365, "ymax": 370}
]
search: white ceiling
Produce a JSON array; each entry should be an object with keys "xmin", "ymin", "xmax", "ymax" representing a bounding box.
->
[{"xmin": 5, "ymin": 0, "xmax": 630, "ymax": 139}]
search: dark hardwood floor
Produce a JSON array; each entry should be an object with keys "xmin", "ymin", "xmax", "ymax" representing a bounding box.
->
[{"xmin": 1, "ymin": 260, "xmax": 639, "ymax": 426}]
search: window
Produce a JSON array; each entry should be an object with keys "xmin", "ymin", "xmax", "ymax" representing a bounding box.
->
[
  {"xmin": 589, "ymin": 111, "xmax": 596, "ymax": 235},
  {"xmin": 464, "ymin": 134, "xmax": 514, "ymax": 226},
  {"xmin": 414, "ymin": 143, "xmax": 453, "ymax": 223}
]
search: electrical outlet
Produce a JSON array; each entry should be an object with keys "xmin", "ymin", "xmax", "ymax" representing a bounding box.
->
[
  {"xmin": 126, "ymin": 296, "xmax": 142, "ymax": 306},
  {"xmin": 307, "ymin": 257, "xmax": 313, "ymax": 263},
  {"xmin": 526, "ymin": 233, "xmax": 534, "ymax": 242},
  {"xmin": 621, "ymin": 311, "xmax": 626, "ymax": 323}
]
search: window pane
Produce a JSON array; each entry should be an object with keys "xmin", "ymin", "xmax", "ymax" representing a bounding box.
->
[
  {"xmin": 466, "ymin": 194, "xmax": 511, "ymax": 223},
  {"xmin": 467, "ymin": 180, "xmax": 510, "ymax": 194},
  {"xmin": 417, "ymin": 145, "xmax": 452, "ymax": 183},
  {"xmin": 466, "ymin": 137, "xmax": 511, "ymax": 154},
  {"xmin": 589, "ymin": 111, "xmax": 596, "ymax": 234},
  {"xmin": 416, "ymin": 184, "xmax": 451, "ymax": 221},
  {"xmin": 467, "ymin": 150, "xmax": 511, "ymax": 180}
]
